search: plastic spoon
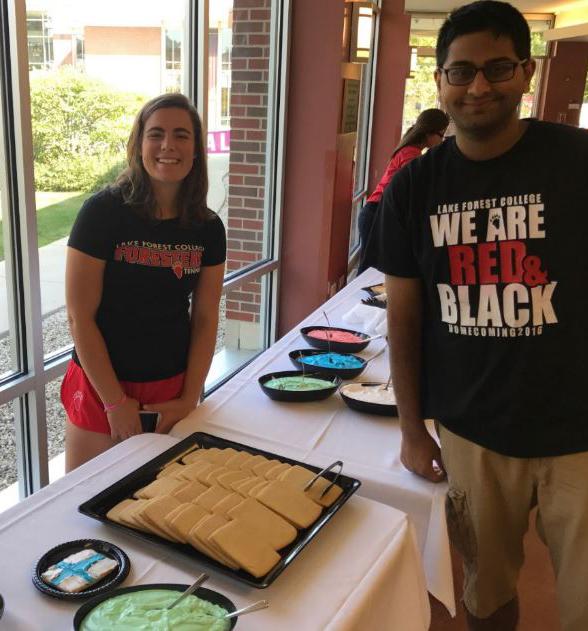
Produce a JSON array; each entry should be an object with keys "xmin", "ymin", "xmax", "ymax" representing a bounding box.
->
[
  {"xmin": 362, "ymin": 333, "xmax": 385, "ymax": 343},
  {"xmin": 224, "ymin": 599, "xmax": 269, "ymax": 619},
  {"xmin": 364, "ymin": 346, "xmax": 386, "ymax": 364},
  {"xmin": 166, "ymin": 573, "xmax": 209, "ymax": 610}
]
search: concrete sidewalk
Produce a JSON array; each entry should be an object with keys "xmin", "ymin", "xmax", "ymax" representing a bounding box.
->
[{"xmin": 0, "ymin": 236, "xmax": 67, "ymax": 337}]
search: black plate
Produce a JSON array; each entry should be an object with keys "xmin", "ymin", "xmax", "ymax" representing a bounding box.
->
[
  {"xmin": 78, "ymin": 432, "xmax": 361, "ymax": 588},
  {"xmin": 259, "ymin": 369, "xmax": 341, "ymax": 402},
  {"xmin": 300, "ymin": 326, "xmax": 370, "ymax": 353},
  {"xmin": 32, "ymin": 539, "xmax": 130, "ymax": 601},
  {"xmin": 288, "ymin": 349, "xmax": 366, "ymax": 380},
  {"xmin": 74, "ymin": 584, "xmax": 237, "ymax": 630},
  {"xmin": 361, "ymin": 283, "xmax": 386, "ymax": 297},
  {"xmin": 340, "ymin": 382, "xmax": 398, "ymax": 417}
]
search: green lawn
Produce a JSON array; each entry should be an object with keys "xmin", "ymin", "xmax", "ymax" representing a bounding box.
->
[{"xmin": 0, "ymin": 191, "xmax": 90, "ymax": 261}]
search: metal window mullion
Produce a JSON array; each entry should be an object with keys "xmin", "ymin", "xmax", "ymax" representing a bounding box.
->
[
  {"xmin": 8, "ymin": 0, "xmax": 48, "ymax": 497},
  {"xmin": 184, "ymin": 0, "xmax": 197, "ymax": 101},
  {"xmin": 221, "ymin": 260, "xmax": 278, "ymax": 294},
  {"xmin": 0, "ymin": 21, "xmax": 21, "ymax": 382},
  {"xmin": 268, "ymin": 0, "xmax": 291, "ymax": 346},
  {"xmin": 194, "ymin": 0, "xmax": 208, "ymax": 129}
]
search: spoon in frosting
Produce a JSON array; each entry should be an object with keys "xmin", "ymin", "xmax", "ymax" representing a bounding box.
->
[
  {"xmin": 166, "ymin": 573, "xmax": 209, "ymax": 610},
  {"xmin": 224, "ymin": 599, "xmax": 269, "ymax": 619}
]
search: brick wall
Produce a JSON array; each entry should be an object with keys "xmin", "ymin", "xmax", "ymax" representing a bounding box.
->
[{"xmin": 225, "ymin": 0, "xmax": 271, "ymax": 328}]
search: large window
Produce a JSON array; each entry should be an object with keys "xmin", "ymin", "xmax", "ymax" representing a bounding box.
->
[
  {"xmin": 164, "ymin": 29, "xmax": 182, "ymax": 92},
  {"xmin": 581, "ymin": 68, "xmax": 588, "ymax": 129},
  {"xmin": 204, "ymin": 0, "xmax": 285, "ymax": 386},
  {"xmin": 345, "ymin": 1, "xmax": 380, "ymax": 263},
  {"xmin": 519, "ymin": 17, "xmax": 554, "ymax": 119},
  {"xmin": 0, "ymin": 0, "xmax": 288, "ymax": 508},
  {"xmin": 26, "ymin": 11, "xmax": 53, "ymax": 70}
]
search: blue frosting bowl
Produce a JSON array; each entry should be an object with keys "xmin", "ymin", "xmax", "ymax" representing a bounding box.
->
[{"xmin": 288, "ymin": 349, "xmax": 367, "ymax": 380}]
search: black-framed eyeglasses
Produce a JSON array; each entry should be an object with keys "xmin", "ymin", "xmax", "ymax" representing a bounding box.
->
[{"xmin": 439, "ymin": 59, "xmax": 528, "ymax": 86}]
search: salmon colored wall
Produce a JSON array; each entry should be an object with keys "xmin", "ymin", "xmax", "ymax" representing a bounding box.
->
[
  {"xmin": 277, "ymin": 0, "xmax": 411, "ymax": 336},
  {"xmin": 368, "ymin": 0, "xmax": 410, "ymax": 194},
  {"xmin": 277, "ymin": 0, "xmax": 344, "ymax": 336},
  {"xmin": 540, "ymin": 41, "xmax": 588, "ymax": 126}
]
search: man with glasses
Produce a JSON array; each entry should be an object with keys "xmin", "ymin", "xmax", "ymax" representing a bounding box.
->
[{"xmin": 377, "ymin": 2, "xmax": 588, "ymax": 629}]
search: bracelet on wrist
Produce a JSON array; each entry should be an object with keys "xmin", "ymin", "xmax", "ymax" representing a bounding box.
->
[{"xmin": 103, "ymin": 392, "xmax": 127, "ymax": 413}]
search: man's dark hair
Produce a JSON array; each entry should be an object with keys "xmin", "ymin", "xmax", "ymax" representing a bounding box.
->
[{"xmin": 436, "ymin": 1, "xmax": 531, "ymax": 67}]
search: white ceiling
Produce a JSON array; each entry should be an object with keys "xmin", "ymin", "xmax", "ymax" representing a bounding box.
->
[{"xmin": 404, "ymin": 0, "xmax": 587, "ymax": 14}]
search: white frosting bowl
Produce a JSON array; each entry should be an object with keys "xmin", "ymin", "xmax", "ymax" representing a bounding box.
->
[{"xmin": 340, "ymin": 382, "xmax": 398, "ymax": 417}]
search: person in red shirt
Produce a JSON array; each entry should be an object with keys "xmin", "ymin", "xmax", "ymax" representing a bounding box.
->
[{"xmin": 358, "ymin": 108, "xmax": 449, "ymax": 272}]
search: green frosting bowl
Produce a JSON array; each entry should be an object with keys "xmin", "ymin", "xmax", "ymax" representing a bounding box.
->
[
  {"xmin": 74, "ymin": 584, "xmax": 237, "ymax": 630},
  {"xmin": 259, "ymin": 370, "xmax": 341, "ymax": 402}
]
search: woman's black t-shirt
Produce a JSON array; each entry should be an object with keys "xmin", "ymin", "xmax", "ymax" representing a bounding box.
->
[
  {"xmin": 68, "ymin": 187, "xmax": 226, "ymax": 382},
  {"xmin": 377, "ymin": 120, "xmax": 588, "ymax": 457}
]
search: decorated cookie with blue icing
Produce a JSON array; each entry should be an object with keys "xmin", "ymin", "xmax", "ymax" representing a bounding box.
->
[{"xmin": 41, "ymin": 549, "xmax": 118, "ymax": 593}]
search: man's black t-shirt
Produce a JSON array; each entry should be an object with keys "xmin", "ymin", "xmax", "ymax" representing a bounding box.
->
[
  {"xmin": 68, "ymin": 187, "xmax": 226, "ymax": 382},
  {"xmin": 377, "ymin": 120, "xmax": 588, "ymax": 457}
]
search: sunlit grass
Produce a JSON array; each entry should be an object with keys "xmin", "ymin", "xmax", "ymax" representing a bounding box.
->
[{"xmin": 0, "ymin": 191, "xmax": 89, "ymax": 261}]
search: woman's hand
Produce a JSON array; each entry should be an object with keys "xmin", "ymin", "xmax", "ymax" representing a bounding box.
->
[
  {"xmin": 106, "ymin": 397, "xmax": 141, "ymax": 442},
  {"xmin": 144, "ymin": 397, "xmax": 197, "ymax": 435}
]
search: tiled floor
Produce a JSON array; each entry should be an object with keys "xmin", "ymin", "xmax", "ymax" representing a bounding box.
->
[{"xmin": 430, "ymin": 508, "xmax": 560, "ymax": 630}]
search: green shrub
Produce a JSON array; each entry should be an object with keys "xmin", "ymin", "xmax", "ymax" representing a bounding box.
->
[
  {"xmin": 91, "ymin": 159, "xmax": 128, "ymax": 191},
  {"xmin": 30, "ymin": 68, "xmax": 145, "ymax": 191},
  {"xmin": 34, "ymin": 154, "xmax": 126, "ymax": 192}
]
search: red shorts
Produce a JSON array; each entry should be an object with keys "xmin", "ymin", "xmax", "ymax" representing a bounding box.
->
[{"xmin": 61, "ymin": 360, "xmax": 185, "ymax": 435}]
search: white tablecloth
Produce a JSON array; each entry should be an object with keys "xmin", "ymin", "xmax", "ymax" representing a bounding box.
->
[
  {"xmin": 172, "ymin": 268, "xmax": 455, "ymax": 615},
  {"xmin": 0, "ymin": 434, "xmax": 430, "ymax": 630}
]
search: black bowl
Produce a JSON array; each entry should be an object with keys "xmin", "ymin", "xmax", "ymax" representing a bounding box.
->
[
  {"xmin": 0, "ymin": 593, "xmax": 3, "ymax": 620},
  {"xmin": 288, "ymin": 349, "xmax": 367, "ymax": 380},
  {"xmin": 259, "ymin": 369, "xmax": 341, "ymax": 402},
  {"xmin": 300, "ymin": 326, "xmax": 370, "ymax": 353},
  {"xmin": 33, "ymin": 539, "xmax": 130, "ymax": 601},
  {"xmin": 73, "ymin": 584, "xmax": 237, "ymax": 630},
  {"xmin": 340, "ymin": 382, "xmax": 398, "ymax": 417}
]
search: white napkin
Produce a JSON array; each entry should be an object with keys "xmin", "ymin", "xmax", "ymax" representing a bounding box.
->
[{"xmin": 341, "ymin": 303, "xmax": 387, "ymax": 334}]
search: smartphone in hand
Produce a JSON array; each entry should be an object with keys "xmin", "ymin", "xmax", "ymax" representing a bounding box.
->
[{"xmin": 138, "ymin": 410, "xmax": 161, "ymax": 433}]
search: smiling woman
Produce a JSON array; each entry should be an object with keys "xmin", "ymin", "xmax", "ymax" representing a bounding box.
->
[
  {"xmin": 140, "ymin": 108, "xmax": 196, "ymax": 207},
  {"xmin": 62, "ymin": 94, "xmax": 226, "ymax": 471}
]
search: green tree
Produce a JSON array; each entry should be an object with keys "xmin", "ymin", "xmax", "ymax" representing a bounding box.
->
[{"xmin": 30, "ymin": 68, "xmax": 145, "ymax": 191}]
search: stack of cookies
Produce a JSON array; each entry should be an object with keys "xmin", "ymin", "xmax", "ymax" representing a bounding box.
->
[{"xmin": 106, "ymin": 447, "xmax": 343, "ymax": 578}]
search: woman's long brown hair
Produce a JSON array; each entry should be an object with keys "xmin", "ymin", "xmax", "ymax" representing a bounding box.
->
[
  {"xmin": 115, "ymin": 93, "xmax": 210, "ymax": 224},
  {"xmin": 392, "ymin": 108, "xmax": 449, "ymax": 157}
]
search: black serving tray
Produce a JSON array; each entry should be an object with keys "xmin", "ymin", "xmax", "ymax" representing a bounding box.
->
[
  {"xmin": 288, "ymin": 349, "xmax": 367, "ymax": 380},
  {"xmin": 300, "ymin": 325, "xmax": 371, "ymax": 353},
  {"xmin": 78, "ymin": 432, "xmax": 361, "ymax": 589},
  {"xmin": 74, "ymin": 584, "xmax": 237, "ymax": 630}
]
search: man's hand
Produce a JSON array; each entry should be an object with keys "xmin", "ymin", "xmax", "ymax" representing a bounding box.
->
[
  {"xmin": 144, "ymin": 397, "xmax": 197, "ymax": 435},
  {"xmin": 400, "ymin": 422, "xmax": 446, "ymax": 483}
]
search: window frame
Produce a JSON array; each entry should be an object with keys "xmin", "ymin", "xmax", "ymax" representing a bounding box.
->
[{"xmin": 0, "ymin": 0, "xmax": 290, "ymax": 501}]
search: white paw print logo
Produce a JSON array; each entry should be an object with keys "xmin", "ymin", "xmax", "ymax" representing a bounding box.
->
[{"xmin": 73, "ymin": 390, "xmax": 84, "ymax": 412}]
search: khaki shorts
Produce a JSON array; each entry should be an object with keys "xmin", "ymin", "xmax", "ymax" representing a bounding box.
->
[{"xmin": 439, "ymin": 424, "xmax": 588, "ymax": 631}]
